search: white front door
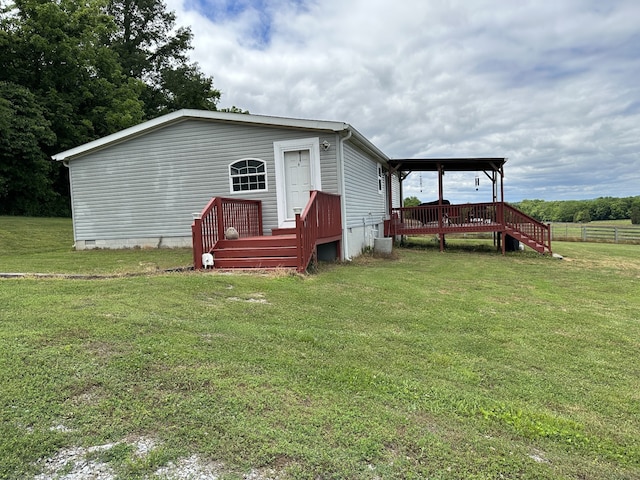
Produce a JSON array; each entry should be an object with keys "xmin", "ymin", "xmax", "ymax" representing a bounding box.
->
[
  {"xmin": 274, "ymin": 138, "xmax": 322, "ymax": 227},
  {"xmin": 284, "ymin": 150, "xmax": 311, "ymax": 220}
]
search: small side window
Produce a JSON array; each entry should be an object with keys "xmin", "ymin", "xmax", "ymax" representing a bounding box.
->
[
  {"xmin": 229, "ymin": 158, "xmax": 267, "ymax": 193},
  {"xmin": 377, "ymin": 164, "xmax": 384, "ymax": 194}
]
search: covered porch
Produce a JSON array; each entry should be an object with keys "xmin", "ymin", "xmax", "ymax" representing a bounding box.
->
[{"xmin": 384, "ymin": 158, "xmax": 552, "ymax": 255}]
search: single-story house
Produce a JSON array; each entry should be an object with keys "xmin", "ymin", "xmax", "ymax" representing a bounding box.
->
[{"xmin": 53, "ymin": 109, "xmax": 401, "ymax": 269}]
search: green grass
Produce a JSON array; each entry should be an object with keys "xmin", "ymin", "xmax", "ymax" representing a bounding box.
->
[
  {"xmin": 0, "ymin": 216, "xmax": 193, "ymax": 274},
  {"xmin": 1, "ymin": 217, "xmax": 640, "ymax": 479}
]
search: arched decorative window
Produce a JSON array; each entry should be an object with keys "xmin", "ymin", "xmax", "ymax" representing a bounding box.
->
[{"xmin": 229, "ymin": 158, "xmax": 267, "ymax": 193}]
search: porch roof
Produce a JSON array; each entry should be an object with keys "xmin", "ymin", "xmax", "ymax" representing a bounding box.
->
[{"xmin": 387, "ymin": 157, "xmax": 507, "ymax": 172}]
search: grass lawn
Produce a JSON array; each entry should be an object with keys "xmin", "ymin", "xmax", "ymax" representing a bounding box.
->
[{"xmin": 1, "ymin": 217, "xmax": 639, "ymax": 479}]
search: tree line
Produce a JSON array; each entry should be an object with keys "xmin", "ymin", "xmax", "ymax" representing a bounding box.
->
[
  {"xmin": 1, "ymin": 0, "xmax": 238, "ymax": 217},
  {"xmin": 513, "ymin": 197, "xmax": 640, "ymax": 224}
]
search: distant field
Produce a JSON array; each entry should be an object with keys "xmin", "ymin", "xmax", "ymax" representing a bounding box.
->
[
  {"xmin": 1, "ymin": 216, "xmax": 640, "ymax": 479},
  {"xmin": 550, "ymin": 220, "xmax": 640, "ymax": 244}
]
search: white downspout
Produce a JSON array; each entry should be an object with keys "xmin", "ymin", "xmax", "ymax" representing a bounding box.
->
[{"xmin": 338, "ymin": 130, "xmax": 352, "ymax": 260}]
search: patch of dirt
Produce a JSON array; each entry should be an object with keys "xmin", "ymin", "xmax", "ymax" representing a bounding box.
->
[
  {"xmin": 227, "ymin": 293, "xmax": 270, "ymax": 304},
  {"xmin": 34, "ymin": 436, "xmax": 281, "ymax": 479},
  {"xmin": 35, "ymin": 443, "xmax": 118, "ymax": 480}
]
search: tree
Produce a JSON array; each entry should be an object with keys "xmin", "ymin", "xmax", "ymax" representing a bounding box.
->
[
  {"xmin": 0, "ymin": 82, "xmax": 58, "ymax": 215},
  {"xmin": 1, "ymin": 0, "xmax": 228, "ymax": 215},
  {"xmin": 106, "ymin": 0, "xmax": 220, "ymax": 117},
  {"xmin": 1, "ymin": 0, "xmax": 146, "ymax": 147},
  {"xmin": 573, "ymin": 209, "xmax": 591, "ymax": 223},
  {"xmin": 516, "ymin": 197, "xmax": 640, "ymax": 224},
  {"xmin": 0, "ymin": 0, "xmax": 148, "ymax": 215},
  {"xmin": 631, "ymin": 204, "xmax": 640, "ymax": 225},
  {"xmin": 403, "ymin": 196, "xmax": 421, "ymax": 208}
]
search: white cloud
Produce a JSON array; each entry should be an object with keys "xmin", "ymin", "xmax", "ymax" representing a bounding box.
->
[{"xmin": 167, "ymin": 0, "xmax": 640, "ymax": 202}]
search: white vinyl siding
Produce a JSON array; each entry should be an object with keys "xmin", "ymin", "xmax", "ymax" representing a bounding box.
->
[
  {"xmin": 342, "ymin": 142, "xmax": 387, "ymax": 228},
  {"xmin": 68, "ymin": 119, "xmax": 339, "ymax": 243}
]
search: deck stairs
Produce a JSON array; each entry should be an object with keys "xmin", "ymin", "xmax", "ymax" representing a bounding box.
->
[
  {"xmin": 192, "ymin": 192, "xmax": 342, "ymax": 272},
  {"xmin": 504, "ymin": 227, "xmax": 551, "ymax": 254},
  {"xmin": 211, "ymin": 230, "xmax": 298, "ymax": 269},
  {"xmin": 503, "ymin": 204, "xmax": 552, "ymax": 255}
]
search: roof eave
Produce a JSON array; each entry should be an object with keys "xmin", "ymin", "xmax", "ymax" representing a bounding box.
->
[
  {"xmin": 344, "ymin": 125, "xmax": 390, "ymax": 164},
  {"xmin": 52, "ymin": 109, "xmax": 358, "ymax": 162}
]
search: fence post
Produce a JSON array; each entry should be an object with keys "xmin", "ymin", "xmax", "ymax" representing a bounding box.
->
[
  {"xmin": 614, "ymin": 227, "xmax": 618, "ymax": 243},
  {"xmin": 582, "ymin": 226, "xmax": 587, "ymax": 242}
]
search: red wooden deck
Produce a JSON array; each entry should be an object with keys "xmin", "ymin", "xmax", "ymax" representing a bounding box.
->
[
  {"xmin": 386, "ymin": 202, "xmax": 552, "ymax": 254},
  {"xmin": 385, "ymin": 158, "xmax": 551, "ymax": 255},
  {"xmin": 192, "ymin": 192, "xmax": 342, "ymax": 272}
]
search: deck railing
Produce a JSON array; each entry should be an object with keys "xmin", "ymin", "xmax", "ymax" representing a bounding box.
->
[
  {"xmin": 192, "ymin": 197, "xmax": 262, "ymax": 269},
  {"xmin": 386, "ymin": 202, "xmax": 550, "ymax": 254},
  {"xmin": 387, "ymin": 202, "xmax": 500, "ymax": 234},
  {"xmin": 504, "ymin": 203, "xmax": 551, "ymax": 253},
  {"xmin": 296, "ymin": 190, "xmax": 342, "ymax": 272}
]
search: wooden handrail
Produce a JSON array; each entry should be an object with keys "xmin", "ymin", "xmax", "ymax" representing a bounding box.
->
[
  {"xmin": 504, "ymin": 203, "xmax": 552, "ymax": 253},
  {"xmin": 192, "ymin": 197, "xmax": 262, "ymax": 269},
  {"xmin": 295, "ymin": 191, "xmax": 342, "ymax": 272},
  {"xmin": 389, "ymin": 202, "xmax": 499, "ymax": 233}
]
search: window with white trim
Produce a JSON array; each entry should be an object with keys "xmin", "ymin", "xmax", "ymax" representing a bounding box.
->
[
  {"xmin": 377, "ymin": 164, "xmax": 384, "ymax": 194},
  {"xmin": 229, "ymin": 158, "xmax": 267, "ymax": 193}
]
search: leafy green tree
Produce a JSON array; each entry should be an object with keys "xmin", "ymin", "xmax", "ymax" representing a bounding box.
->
[
  {"xmin": 516, "ymin": 199, "xmax": 547, "ymax": 221},
  {"xmin": 1, "ymin": 0, "xmax": 229, "ymax": 215},
  {"xmin": 609, "ymin": 197, "xmax": 628, "ymax": 220},
  {"xmin": 1, "ymin": 0, "xmax": 145, "ymax": 147},
  {"xmin": 0, "ymin": 82, "xmax": 58, "ymax": 215},
  {"xmin": 516, "ymin": 197, "xmax": 640, "ymax": 223},
  {"xmin": 1, "ymin": 0, "xmax": 148, "ymax": 215},
  {"xmin": 403, "ymin": 196, "xmax": 421, "ymax": 207},
  {"xmin": 106, "ymin": 0, "xmax": 220, "ymax": 116},
  {"xmin": 573, "ymin": 209, "xmax": 591, "ymax": 223},
  {"xmin": 631, "ymin": 203, "xmax": 640, "ymax": 225},
  {"xmin": 591, "ymin": 197, "xmax": 612, "ymax": 221}
]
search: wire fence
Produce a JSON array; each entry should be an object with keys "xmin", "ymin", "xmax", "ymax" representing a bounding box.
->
[{"xmin": 551, "ymin": 223, "xmax": 640, "ymax": 244}]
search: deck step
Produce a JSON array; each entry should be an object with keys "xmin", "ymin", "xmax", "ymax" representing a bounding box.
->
[
  {"xmin": 271, "ymin": 227, "xmax": 297, "ymax": 236},
  {"xmin": 211, "ymin": 234, "xmax": 299, "ymax": 269},
  {"xmin": 213, "ymin": 245, "xmax": 297, "ymax": 258},
  {"xmin": 506, "ymin": 230, "xmax": 549, "ymax": 254},
  {"xmin": 214, "ymin": 235, "xmax": 296, "ymax": 249},
  {"xmin": 212, "ymin": 257, "xmax": 299, "ymax": 269}
]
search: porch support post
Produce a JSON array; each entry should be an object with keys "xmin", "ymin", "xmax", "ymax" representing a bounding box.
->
[
  {"xmin": 393, "ymin": 165, "xmax": 404, "ymax": 239},
  {"xmin": 500, "ymin": 166, "xmax": 506, "ymax": 254},
  {"xmin": 438, "ymin": 162, "xmax": 445, "ymax": 252},
  {"xmin": 389, "ymin": 168, "xmax": 396, "ymax": 220}
]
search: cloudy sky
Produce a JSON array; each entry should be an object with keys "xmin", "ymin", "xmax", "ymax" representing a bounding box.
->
[{"xmin": 165, "ymin": 0, "xmax": 639, "ymax": 203}]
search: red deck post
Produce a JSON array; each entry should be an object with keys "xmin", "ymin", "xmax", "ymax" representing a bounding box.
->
[
  {"xmin": 438, "ymin": 163, "xmax": 445, "ymax": 252},
  {"xmin": 192, "ymin": 216, "xmax": 204, "ymax": 269},
  {"xmin": 295, "ymin": 210, "xmax": 304, "ymax": 272}
]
